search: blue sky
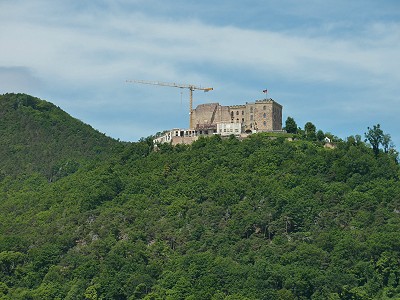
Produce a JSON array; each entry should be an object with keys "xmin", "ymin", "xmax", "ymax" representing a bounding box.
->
[{"xmin": 1, "ymin": 0, "xmax": 399, "ymax": 147}]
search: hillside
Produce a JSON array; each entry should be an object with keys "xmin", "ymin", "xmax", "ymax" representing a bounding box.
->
[
  {"xmin": 0, "ymin": 93, "xmax": 122, "ymax": 179},
  {"xmin": 0, "ymin": 95, "xmax": 400, "ymax": 299}
]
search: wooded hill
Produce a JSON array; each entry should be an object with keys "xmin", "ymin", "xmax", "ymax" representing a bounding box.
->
[
  {"xmin": 0, "ymin": 94, "xmax": 399, "ymax": 300},
  {"xmin": 0, "ymin": 93, "xmax": 122, "ymax": 179}
]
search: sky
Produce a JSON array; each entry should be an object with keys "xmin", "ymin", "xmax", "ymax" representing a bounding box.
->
[{"xmin": 1, "ymin": 0, "xmax": 400, "ymax": 147}]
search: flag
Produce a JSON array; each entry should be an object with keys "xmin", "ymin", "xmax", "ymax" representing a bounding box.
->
[{"xmin": 263, "ymin": 89, "xmax": 268, "ymax": 94}]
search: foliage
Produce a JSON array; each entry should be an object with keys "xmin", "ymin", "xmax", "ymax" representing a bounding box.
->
[
  {"xmin": 304, "ymin": 121, "xmax": 317, "ymax": 140},
  {"xmin": 285, "ymin": 117, "xmax": 297, "ymax": 134},
  {"xmin": 0, "ymin": 94, "xmax": 400, "ymax": 299},
  {"xmin": 0, "ymin": 93, "xmax": 122, "ymax": 179},
  {"xmin": 364, "ymin": 124, "xmax": 394, "ymax": 157}
]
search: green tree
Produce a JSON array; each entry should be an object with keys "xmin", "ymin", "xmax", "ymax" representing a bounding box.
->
[
  {"xmin": 84, "ymin": 284, "xmax": 100, "ymax": 300},
  {"xmin": 364, "ymin": 124, "xmax": 393, "ymax": 156},
  {"xmin": 285, "ymin": 117, "xmax": 297, "ymax": 134},
  {"xmin": 382, "ymin": 133, "xmax": 393, "ymax": 153},
  {"xmin": 0, "ymin": 251, "xmax": 25, "ymax": 276},
  {"xmin": 316, "ymin": 130, "xmax": 325, "ymax": 141},
  {"xmin": 166, "ymin": 276, "xmax": 192, "ymax": 300},
  {"xmin": 0, "ymin": 282, "xmax": 9, "ymax": 297},
  {"xmin": 304, "ymin": 122, "xmax": 316, "ymax": 140},
  {"xmin": 365, "ymin": 124, "xmax": 383, "ymax": 156}
]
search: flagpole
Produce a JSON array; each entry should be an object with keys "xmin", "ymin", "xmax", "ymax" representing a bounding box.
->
[{"xmin": 263, "ymin": 89, "xmax": 268, "ymax": 100}]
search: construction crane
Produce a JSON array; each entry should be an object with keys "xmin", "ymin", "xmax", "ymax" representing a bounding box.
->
[{"xmin": 126, "ymin": 79, "xmax": 213, "ymax": 129}]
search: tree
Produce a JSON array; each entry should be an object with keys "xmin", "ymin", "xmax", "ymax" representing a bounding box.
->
[
  {"xmin": 316, "ymin": 130, "xmax": 325, "ymax": 141},
  {"xmin": 285, "ymin": 117, "xmax": 297, "ymax": 134},
  {"xmin": 382, "ymin": 133, "xmax": 393, "ymax": 153},
  {"xmin": 84, "ymin": 284, "xmax": 100, "ymax": 300},
  {"xmin": 304, "ymin": 122, "xmax": 316, "ymax": 140},
  {"xmin": 0, "ymin": 251, "xmax": 25, "ymax": 276},
  {"xmin": 364, "ymin": 124, "xmax": 393, "ymax": 156}
]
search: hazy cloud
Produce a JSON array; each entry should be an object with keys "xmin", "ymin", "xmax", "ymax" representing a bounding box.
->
[
  {"xmin": 0, "ymin": 67, "xmax": 42, "ymax": 94},
  {"xmin": 0, "ymin": 0, "xmax": 399, "ymax": 144}
]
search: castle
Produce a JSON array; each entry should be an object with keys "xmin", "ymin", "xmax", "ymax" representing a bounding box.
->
[{"xmin": 154, "ymin": 98, "xmax": 283, "ymax": 145}]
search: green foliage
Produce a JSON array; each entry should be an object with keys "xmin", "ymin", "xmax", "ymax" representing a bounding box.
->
[
  {"xmin": 316, "ymin": 129, "xmax": 325, "ymax": 141},
  {"xmin": 0, "ymin": 93, "xmax": 122, "ymax": 179},
  {"xmin": 1, "ymin": 94, "xmax": 400, "ymax": 299},
  {"xmin": 364, "ymin": 124, "xmax": 394, "ymax": 157},
  {"xmin": 304, "ymin": 121, "xmax": 317, "ymax": 140},
  {"xmin": 285, "ymin": 116, "xmax": 297, "ymax": 134},
  {"xmin": 365, "ymin": 124, "xmax": 384, "ymax": 156}
]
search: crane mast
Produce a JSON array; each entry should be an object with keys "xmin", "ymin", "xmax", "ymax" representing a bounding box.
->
[{"xmin": 126, "ymin": 79, "xmax": 213, "ymax": 129}]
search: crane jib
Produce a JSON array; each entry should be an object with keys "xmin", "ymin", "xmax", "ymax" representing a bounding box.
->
[{"xmin": 126, "ymin": 79, "xmax": 213, "ymax": 129}]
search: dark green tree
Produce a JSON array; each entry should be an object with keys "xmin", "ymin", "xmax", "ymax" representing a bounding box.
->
[
  {"xmin": 316, "ymin": 130, "xmax": 325, "ymax": 141},
  {"xmin": 304, "ymin": 122, "xmax": 316, "ymax": 140},
  {"xmin": 364, "ymin": 124, "xmax": 393, "ymax": 156},
  {"xmin": 285, "ymin": 117, "xmax": 297, "ymax": 134},
  {"xmin": 365, "ymin": 124, "xmax": 383, "ymax": 156}
]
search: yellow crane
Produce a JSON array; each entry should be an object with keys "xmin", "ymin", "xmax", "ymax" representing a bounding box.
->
[{"xmin": 126, "ymin": 79, "xmax": 213, "ymax": 129}]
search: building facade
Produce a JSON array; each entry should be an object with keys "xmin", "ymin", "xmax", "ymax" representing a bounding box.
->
[
  {"xmin": 191, "ymin": 98, "xmax": 283, "ymax": 133},
  {"xmin": 153, "ymin": 98, "xmax": 283, "ymax": 145}
]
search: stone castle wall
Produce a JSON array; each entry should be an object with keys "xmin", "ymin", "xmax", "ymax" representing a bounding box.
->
[
  {"xmin": 191, "ymin": 103, "xmax": 231, "ymax": 127},
  {"xmin": 191, "ymin": 99, "xmax": 282, "ymax": 132},
  {"xmin": 154, "ymin": 99, "xmax": 283, "ymax": 145}
]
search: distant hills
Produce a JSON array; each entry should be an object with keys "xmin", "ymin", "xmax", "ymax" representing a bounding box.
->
[
  {"xmin": 0, "ymin": 93, "xmax": 122, "ymax": 179},
  {"xmin": 0, "ymin": 93, "xmax": 399, "ymax": 299}
]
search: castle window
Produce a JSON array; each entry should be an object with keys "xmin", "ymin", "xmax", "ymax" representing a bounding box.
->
[
  {"xmin": 242, "ymin": 111, "xmax": 244, "ymax": 115},
  {"xmin": 250, "ymin": 115, "xmax": 253, "ymax": 121},
  {"xmin": 263, "ymin": 121, "xmax": 266, "ymax": 126},
  {"xmin": 231, "ymin": 111, "xmax": 234, "ymax": 118},
  {"xmin": 242, "ymin": 118, "xmax": 244, "ymax": 122},
  {"xmin": 263, "ymin": 105, "xmax": 266, "ymax": 110},
  {"xmin": 236, "ymin": 111, "xmax": 239, "ymax": 115},
  {"xmin": 263, "ymin": 113, "xmax": 266, "ymax": 118}
]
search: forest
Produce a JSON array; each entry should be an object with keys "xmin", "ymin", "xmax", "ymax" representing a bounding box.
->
[{"xmin": 0, "ymin": 93, "xmax": 400, "ymax": 300}]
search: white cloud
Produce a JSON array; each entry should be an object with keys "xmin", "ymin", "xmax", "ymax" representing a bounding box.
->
[
  {"xmin": 0, "ymin": 7, "xmax": 400, "ymax": 86},
  {"xmin": 2, "ymin": 4, "xmax": 399, "ymax": 90},
  {"xmin": 0, "ymin": 0, "xmax": 399, "ymax": 144}
]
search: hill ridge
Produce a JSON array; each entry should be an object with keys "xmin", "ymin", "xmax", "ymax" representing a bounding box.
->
[
  {"xmin": 0, "ymin": 93, "xmax": 400, "ymax": 299},
  {"xmin": 0, "ymin": 93, "xmax": 121, "ymax": 179}
]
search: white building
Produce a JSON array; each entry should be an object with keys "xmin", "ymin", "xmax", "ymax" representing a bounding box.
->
[{"xmin": 217, "ymin": 122, "xmax": 242, "ymax": 136}]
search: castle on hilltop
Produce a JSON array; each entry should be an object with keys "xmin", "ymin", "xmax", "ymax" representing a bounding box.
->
[{"xmin": 154, "ymin": 98, "xmax": 283, "ymax": 145}]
